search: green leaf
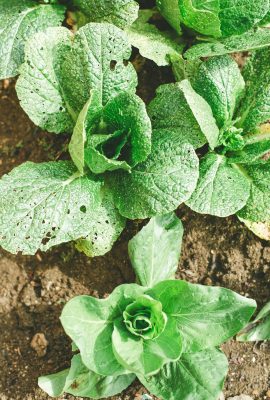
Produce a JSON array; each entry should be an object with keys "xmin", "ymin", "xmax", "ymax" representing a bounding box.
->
[
  {"xmin": 85, "ymin": 92, "xmax": 152, "ymax": 174},
  {"xmin": 112, "ymin": 316, "xmax": 182, "ymax": 376},
  {"xmin": 185, "ymin": 28, "xmax": 270, "ymax": 59},
  {"xmin": 16, "ymin": 23, "xmax": 137, "ymax": 133},
  {"xmin": 39, "ymin": 354, "xmax": 135, "ymax": 398},
  {"xmin": 237, "ymin": 48, "xmax": 270, "ymax": 133},
  {"xmin": 186, "ymin": 153, "xmax": 251, "ymax": 217},
  {"xmin": 69, "ymin": 90, "xmax": 102, "ymax": 174},
  {"xmin": 127, "ymin": 10, "xmax": 184, "ymax": 66},
  {"xmin": 238, "ymin": 301, "xmax": 270, "ymax": 342},
  {"xmin": 148, "ymin": 81, "xmax": 220, "ymax": 149},
  {"xmin": 128, "ymin": 213, "xmax": 183, "ymax": 287},
  {"xmin": 238, "ymin": 216, "xmax": 270, "ymax": 240},
  {"xmin": 192, "ymin": 55, "xmax": 245, "ymax": 129},
  {"xmin": 76, "ymin": 189, "xmax": 126, "ymax": 257},
  {"xmin": 71, "ymin": 0, "xmax": 139, "ymax": 29},
  {"xmin": 0, "ymin": 161, "xmax": 102, "ymax": 255},
  {"xmin": 170, "ymin": 54, "xmax": 202, "ymax": 82},
  {"xmin": 237, "ymin": 163, "xmax": 270, "ymax": 222},
  {"xmin": 147, "ymin": 280, "xmax": 256, "ymax": 352},
  {"xmin": 178, "ymin": 0, "xmax": 221, "ymax": 38},
  {"xmin": 139, "ymin": 349, "xmax": 228, "ymax": 400},
  {"xmin": 0, "ymin": 0, "xmax": 65, "ymax": 79},
  {"xmin": 156, "ymin": 0, "xmax": 182, "ymax": 34},
  {"xmin": 108, "ymin": 129, "xmax": 199, "ymax": 219},
  {"xmin": 60, "ymin": 284, "xmax": 145, "ymax": 376},
  {"xmin": 226, "ymin": 132, "xmax": 270, "ymax": 164}
]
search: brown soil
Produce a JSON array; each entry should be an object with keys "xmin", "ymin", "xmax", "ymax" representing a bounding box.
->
[{"xmin": 0, "ymin": 57, "xmax": 270, "ymax": 400}]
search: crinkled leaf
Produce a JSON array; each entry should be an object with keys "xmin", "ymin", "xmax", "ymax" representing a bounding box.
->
[
  {"xmin": 0, "ymin": 0, "xmax": 65, "ymax": 79},
  {"xmin": 112, "ymin": 317, "xmax": 182, "ymax": 376},
  {"xmin": 186, "ymin": 153, "xmax": 251, "ymax": 217},
  {"xmin": 16, "ymin": 23, "xmax": 137, "ymax": 133},
  {"xmin": 128, "ymin": 213, "xmax": 183, "ymax": 287},
  {"xmin": 139, "ymin": 349, "xmax": 228, "ymax": 400},
  {"xmin": 38, "ymin": 354, "xmax": 135, "ymax": 398},
  {"xmin": 148, "ymin": 81, "xmax": 220, "ymax": 149},
  {"xmin": 108, "ymin": 129, "xmax": 199, "ymax": 219},
  {"xmin": 147, "ymin": 280, "xmax": 256, "ymax": 352},
  {"xmin": 85, "ymin": 92, "xmax": 151, "ymax": 174},
  {"xmin": 156, "ymin": 0, "xmax": 182, "ymax": 34},
  {"xmin": 0, "ymin": 161, "xmax": 102, "ymax": 255},
  {"xmin": 237, "ymin": 163, "xmax": 270, "ymax": 222},
  {"xmin": 69, "ymin": 90, "xmax": 102, "ymax": 174},
  {"xmin": 127, "ymin": 10, "xmax": 184, "ymax": 66},
  {"xmin": 170, "ymin": 54, "xmax": 202, "ymax": 82},
  {"xmin": 60, "ymin": 284, "xmax": 145, "ymax": 376},
  {"xmin": 76, "ymin": 190, "xmax": 126, "ymax": 257},
  {"xmin": 238, "ymin": 301, "xmax": 270, "ymax": 341},
  {"xmin": 192, "ymin": 55, "xmax": 245, "ymax": 129},
  {"xmin": 71, "ymin": 0, "xmax": 139, "ymax": 29},
  {"xmin": 185, "ymin": 28, "xmax": 270, "ymax": 59},
  {"xmin": 226, "ymin": 133, "xmax": 270, "ymax": 164},
  {"xmin": 237, "ymin": 48, "xmax": 270, "ymax": 133}
]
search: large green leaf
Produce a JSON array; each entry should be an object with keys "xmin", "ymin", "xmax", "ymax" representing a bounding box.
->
[
  {"xmin": 226, "ymin": 131, "xmax": 270, "ymax": 164},
  {"xmin": 127, "ymin": 10, "xmax": 184, "ymax": 66},
  {"xmin": 238, "ymin": 301, "xmax": 270, "ymax": 341},
  {"xmin": 237, "ymin": 48, "xmax": 270, "ymax": 133},
  {"xmin": 148, "ymin": 81, "xmax": 220, "ymax": 149},
  {"xmin": 85, "ymin": 92, "xmax": 152, "ymax": 174},
  {"xmin": 186, "ymin": 153, "xmax": 251, "ymax": 217},
  {"xmin": 0, "ymin": 0, "xmax": 65, "ymax": 79},
  {"xmin": 139, "ymin": 349, "xmax": 228, "ymax": 400},
  {"xmin": 112, "ymin": 316, "xmax": 182, "ymax": 376},
  {"xmin": 76, "ymin": 189, "xmax": 126, "ymax": 257},
  {"xmin": 192, "ymin": 55, "xmax": 245, "ymax": 129},
  {"xmin": 156, "ymin": 0, "xmax": 181, "ymax": 34},
  {"xmin": 0, "ymin": 161, "xmax": 102, "ymax": 255},
  {"xmin": 185, "ymin": 28, "xmax": 270, "ymax": 59},
  {"xmin": 39, "ymin": 354, "xmax": 135, "ymax": 398},
  {"xmin": 128, "ymin": 213, "xmax": 183, "ymax": 287},
  {"xmin": 16, "ymin": 23, "xmax": 137, "ymax": 133},
  {"xmin": 147, "ymin": 280, "xmax": 256, "ymax": 352},
  {"xmin": 60, "ymin": 284, "xmax": 145, "ymax": 376},
  {"xmin": 71, "ymin": 0, "xmax": 139, "ymax": 29},
  {"xmin": 108, "ymin": 129, "xmax": 199, "ymax": 219},
  {"xmin": 237, "ymin": 163, "xmax": 270, "ymax": 222}
]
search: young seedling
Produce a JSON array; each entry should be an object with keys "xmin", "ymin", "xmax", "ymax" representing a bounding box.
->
[
  {"xmin": 148, "ymin": 50, "xmax": 270, "ymax": 231},
  {"xmin": 38, "ymin": 213, "xmax": 256, "ymax": 400},
  {"xmin": 238, "ymin": 301, "xmax": 270, "ymax": 342}
]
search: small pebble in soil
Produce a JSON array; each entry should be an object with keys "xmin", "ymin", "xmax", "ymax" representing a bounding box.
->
[{"xmin": 30, "ymin": 333, "xmax": 48, "ymax": 357}]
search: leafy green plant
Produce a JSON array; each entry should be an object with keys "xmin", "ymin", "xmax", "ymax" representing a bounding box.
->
[
  {"xmin": 238, "ymin": 300, "xmax": 270, "ymax": 341},
  {"xmin": 0, "ymin": 0, "xmax": 139, "ymax": 79},
  {"xmin": 0, "ymin": 21, "xmax": 200, "ymax": 257},
  {"xmin": 148, "ymin": 51, "xmax": 270, "ymax": 229},
  {"xmin": 154, "ymin": 0, "xmax": 270, "ymax": 60},
  {"xmin": 38, "ymin": 213, "xmax": 256, "ymax": 400}
]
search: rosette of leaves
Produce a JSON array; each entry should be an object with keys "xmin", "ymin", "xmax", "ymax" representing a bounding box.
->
[
  {"xmin": 155, "ymin": 0, "xmax": 270, "ymax": 59},
  {"xmin": 38, "ymin": 213, "xmax": 256, "ymax": 399},
  {"xmin": 148, "ymin": 52, "xmax": 270, "ymax": 232},
  {"xmin": 238, "ymin": 300, "xmax": 270, "ymax": 342},
  {"xmin": 0, "ymin": 0, "xmax": 139, "ymax": 80},
  {"xmin": 0, "ymin": 22, "xmax": 200, "ymax": 257}
]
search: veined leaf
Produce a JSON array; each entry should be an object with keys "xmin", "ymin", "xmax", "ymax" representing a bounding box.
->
[
  {"xmin": 139, "ymin": 349, "xmax": 228, "ymax": 400},
  {"xmin": 185, "ymin": 28, "xmax": 270, "ymax": 59},
  {"xmin": 128, "ymin": 213, "xmax": 183, "ymax": 287},
  {"xmin": 238, "ymin": 301, "xmax": 270, "ymax": 341},
  {"xmin": 16, "ymin": 23, "xmax": 137, "ymax": 133},
  {"xmin": 148, "ymin": 81, "xmax": 220, "ymax": 149},
  {"xmin": 186, "ymin": 153, "xmax": 251, "ymax": 217},
  {"xmin": 192, "ymin": 55, "xmax": 245, "ymax": 129},
  {"xmin": 127, "ymin": 10, "xmax": 184, "ymax": 66},
  {"xmin": 0, "ymin": 161, "xmax": 102, "ymax": 255},
  {"xmin": 226, "ymin": 132, "xmax": 270, "ymax": 164},
  {"xmin": 60, "ymin": 284, "xmax": 145, "ymax": 376},
  {"xmin": 147, "ymin": 280, "xmax": 256, "ymax": 352},
  {"xmin": 71, "ymin": 0, "xmax": 139, "ymax": 29},
  {"xmin": 156, "ymin": 0, "xmax": 182, "ymax": 34},
  {"xmin": 0, "ymin": 0, "xmax": 65, "ymax": 79},
  {"xmin": 38, "ymin": 354, "xmax": 135, "ymax": 398},
  {"xmin": 108, "ymin": 129, "xmax": 199, "ymax": 219}
]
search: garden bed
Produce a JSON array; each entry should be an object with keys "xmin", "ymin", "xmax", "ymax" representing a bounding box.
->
[{"xmin": 0, "ymin": 57, "xmax": 270, "ymax": 399}]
